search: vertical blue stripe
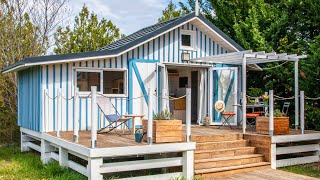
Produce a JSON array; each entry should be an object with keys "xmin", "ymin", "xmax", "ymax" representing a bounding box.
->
[
  {"xmin": 92, "ymin": 60, "xmax": 94, "ymax": 67},
  {"xmin": 53, "ymin": 65, "xmax": 56, "ymax": 131},
  {"xmin": 173, "ymin": 29, "xmax": 175, "ymax": 62},
  {"xmin": 79, "ymin": 99, "xmax": 82, "ymax": 130},
  {"xmin": 46, "ymin": 65, "xmax": 48, "ymax": 89},
  {"xmin": 110, "ymin": 58, "xmax": 112, "ymax": 68},
  {"xmin": 66, "ymin": 63, "xmax": 69, "ymax": 131},
  {"xmin": 104, "ymin": 59, "xmax": 106, "ymax": 67},
  {"xmin": 121, "ymin": 55, "xmax": 123, "ymax": 68},
  {"xmin": 85, "ymin": 61, "xmax": 88, "ymax": 67},
  {"xmin": 209, "ymin": 38, "xmax": 212, "ymax": 56},
  {"xmin": 141, "ymin": 44, "xmax": 144, "ymax": 59},
  {"xmin": 178, "ymin": 27, "xmax": 181, "ymax": 63},
  {"xmin": 98, "ymin": 60, "xmax": 100, "ymax": 67},
  {"xmin": 153, "ymin": 40, "xmax": 155, "ymax": 60},
  {"xmin": 200, "ymin": 31, "xmax": 203, "ymax": 57},
  {"xmin": 132, "ymin": 49, "xmax": 135, "ymax": 59},
  {"xmin": 163, "ymin": 35, "xmax": 165, "ymax": 62},
  {"xmin": 147, "ymin": 42, "xmax": 150, "ymax": 60},
  {"xmin": 168, "ymin": 32, "xmax": 171, "ymax": 62},
  {"xmin": 196, "ymin": 28, "xmax": 198, "ymax": 58},
  {"xmin": 115, "ymin": 57, "xmax": 118, "ymax": 68},
  {"xmin": 204, "ymin": 35, "xmax": 207, "ymax": 56},
  {"xmin": 86, "ymin": 97, "xmax": 88, "ymax": 130},
  {"xmin": 158, "ymin": 37, "xmax": 161, "ymax": 60},
  {"xmin": 137, "ymin": 46, "xmax": 140, "ymax": 59}
]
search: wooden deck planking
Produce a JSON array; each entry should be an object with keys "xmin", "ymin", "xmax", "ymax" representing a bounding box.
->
[
  {"xmin": 208, "ymin": 169, "xmax": 318, "ymax": 180},
  {"xmin": 46, "ymin": 126, "xmax": 320, "ymax": 149}
]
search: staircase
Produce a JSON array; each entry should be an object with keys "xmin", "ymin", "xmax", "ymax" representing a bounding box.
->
[{"xmin": 192, "ymin": 133, "xmax": 270, "ymax": 178}]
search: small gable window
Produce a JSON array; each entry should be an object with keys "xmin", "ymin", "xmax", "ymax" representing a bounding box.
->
[
  {"xmin": 180, "ymin": 30, "xmax": 196, "ymax": 50},
  {"xmin": 182, "ymin": 34, "xmax": 191, "ymax": 47}
]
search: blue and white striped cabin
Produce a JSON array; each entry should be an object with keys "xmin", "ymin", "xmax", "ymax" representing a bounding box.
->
[{"xmin": 3, "ymin": 12, "xmax": 248, "ymax": 133}]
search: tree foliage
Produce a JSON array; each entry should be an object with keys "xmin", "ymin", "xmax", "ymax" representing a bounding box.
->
[
  {"xmin": 158, "ymin": 0, "xmax": 188, "ymax": 22},
  {"xmin": 54, "ymin": 5, "xmax": 124, "ymax": 54},
  {"xmin": 0, "ymin": 0, "xmax": 68, "ymax": 144},
  {"xmin": 179, "ymin": 0, "xmax": 320, "ymax": 129}
]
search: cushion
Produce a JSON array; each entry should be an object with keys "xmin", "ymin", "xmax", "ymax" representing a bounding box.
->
[
  {"xmin": 246, "ymin": 113, "xmax": 259, "ymax": 118},
  {"xmin": 105, "ymin": 114, "xmax": 121, "ymax": 122},
  {"xmin": 222, "ymin": 112, "xmax": 236, "ymax": 116}
]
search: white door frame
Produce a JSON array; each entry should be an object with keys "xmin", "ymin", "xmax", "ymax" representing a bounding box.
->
[{"xmin": 210, "ymin": 67, "xmax": 238, "ymax": 125}]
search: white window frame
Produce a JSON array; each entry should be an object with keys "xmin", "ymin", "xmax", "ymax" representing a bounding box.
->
[
  {"xmin": 74, "ymin": 67, "xmax": 127, "ymax": 97},
  {"xmin": 180, "ymin": 30, "xmax": 196, "ymax": 51}
]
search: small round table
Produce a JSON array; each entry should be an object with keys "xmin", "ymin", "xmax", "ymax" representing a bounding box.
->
[{"xmin": 123, "ymin": 114, "xmax": 145, "ymax": 134}]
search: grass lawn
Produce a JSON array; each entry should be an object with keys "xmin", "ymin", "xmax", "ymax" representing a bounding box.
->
[
  {"xmin": 0, "ymin": 145, "xmax": 86, "ymax": 180},
  {"xmin": 280, "ymin": 163, "xmax": 320, "ymax": 178}
]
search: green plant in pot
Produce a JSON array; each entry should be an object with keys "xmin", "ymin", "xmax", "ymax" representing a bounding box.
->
[
  {"xmin": 267, "ymin": 109, "xmax": 287, "ymax": 117},
  {"xmin": 153, "ymin": 109, "xmax": 174, "ymax": 120}
]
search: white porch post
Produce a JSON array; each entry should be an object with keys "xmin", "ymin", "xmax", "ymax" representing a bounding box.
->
[
  {"xmin": 147, "ymin": 88, "xmax": 153, "ymax": 145},
  {"xmin": 300, "ymin": 91, "xmax": 305, "ymax": 134},
  {"xmin": 269, "ymin": 90, "xmax": 274, "ymax": 136},
  {"xmin": 186, "ymin": 88, "xmax": 191, "ymax": 142},
  {"xmin": 73, "ymin": 88, "xmax": 79, "ymax": 143},
  {"xmin": 242, "ymin": 56, "xmax": 247, "ymax": 134},
  {"xmin": 91, "ymin": 86, "xmax": 97, "ymax": 148},
  {"xmin": 294, "ymin": 60, "xmax": 299, "ymax": 130},
  {"xmin": 57, "ymin": 88, "xmax": 62, "ymax": 137}
]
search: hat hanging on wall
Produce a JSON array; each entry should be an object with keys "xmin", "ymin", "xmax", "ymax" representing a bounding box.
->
[{"xmin": 215, "ymin": 100, "xmax": 225, "ymax": 113}]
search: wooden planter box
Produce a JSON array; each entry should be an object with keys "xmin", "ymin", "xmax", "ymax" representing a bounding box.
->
[
  {"xmin": 142, "ymin": 119, "xmax": 183, "ymax": 143},
  {"xmin": 256, "ymin": 116, "xmax": 289, "ymax": 135}
]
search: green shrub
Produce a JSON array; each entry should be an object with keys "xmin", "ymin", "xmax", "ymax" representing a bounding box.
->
[{"xmin": 153, "ymin": 109, "xmax": 174, "ymax": 120}]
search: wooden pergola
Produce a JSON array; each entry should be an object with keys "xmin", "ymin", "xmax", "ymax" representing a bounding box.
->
[{"xmin": 191, "ymin": 50, "xmax": 308, "ymax": 134}]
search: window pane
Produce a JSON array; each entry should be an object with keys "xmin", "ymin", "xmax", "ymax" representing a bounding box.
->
[
  {"xmin": 77, "ymin": 72, "xmax": 100, "ymax": 92},
  {"xmin": 182, "ymin": 34, "xmax": 191, "ymax": 47},
  {"xmin": 103, "ymin": 71, "xmax": 124, "ymax": 94}
]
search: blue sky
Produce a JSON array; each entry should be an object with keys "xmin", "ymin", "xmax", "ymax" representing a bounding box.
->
[{"xmin": 67, "ymin": 0, "xmax": 188, "ymax": 36}]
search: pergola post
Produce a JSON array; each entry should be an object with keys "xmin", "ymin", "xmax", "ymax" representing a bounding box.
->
[
  {"xmin": 242, "ymin": 56, "xmax": 247, "ymax": 134},
  {"xmin": 294, "ymin": 60, "xmax": 299, "ymax": 130}
]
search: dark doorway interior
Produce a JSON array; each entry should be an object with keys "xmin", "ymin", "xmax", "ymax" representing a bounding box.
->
[{"xmin": 191, "ymin": 71, "xmax": 198, "ymax": 123}]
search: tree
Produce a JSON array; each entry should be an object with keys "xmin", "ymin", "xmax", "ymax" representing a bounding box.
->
[
  {"xmin": 0, "ymin": 0, "xmax": 68, "ymax": 143},
  {"xmin": 178, "ymin": 0, "xmax": 320, "ymax": 129},
  {"xmin": 54, "ymin": 5, "xmax": 124, "ymax": 54},
  {"xmin": 158, "ymin": 0, "xmax": 187, "ymax": 22}
]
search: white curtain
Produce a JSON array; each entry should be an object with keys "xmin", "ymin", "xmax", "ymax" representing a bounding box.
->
[
  {"xmin": 197, "ymin": 69, "xmax": 207, "ymax": 124},
  {"xmin": 162, "ymin": 67, "xmax": 169, "ymax": 111}
]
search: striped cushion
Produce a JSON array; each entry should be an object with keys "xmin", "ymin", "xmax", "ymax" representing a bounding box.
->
[{"xmin": 105, "ymin": 114, "xmax": 120, "ymax": 122}]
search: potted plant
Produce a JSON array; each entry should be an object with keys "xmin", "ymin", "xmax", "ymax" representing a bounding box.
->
[
  {"xmin": 142, "ymin": 109, "xmax": 182, "ymax": 143},
  {"xmin": 256, "ymin": 109, "xmax": 289, "ymax": 135}
]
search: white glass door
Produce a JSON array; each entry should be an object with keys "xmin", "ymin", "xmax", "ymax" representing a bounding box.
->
[{"xmin": 211, "ymin": 67, "xmax": 238, "ymax": 125}]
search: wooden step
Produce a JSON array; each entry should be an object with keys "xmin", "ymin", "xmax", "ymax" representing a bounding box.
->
[
  {"xmin": 195, "ymin": 154, "xmax": 265, "ymax": 170},
  {"xmin": 195, "ymin": 162, "xmax": 270, "ymax": 175},
  {"xmin": 191, "ymin": 133, "xmax": 243, "ymax": 143},
  {"xmin": 195, "ymin": 147, "xmax": 256, "ymax": 160},
  {"xmin": 196, "ymin": 140, "xmax": 248, "ymax": 151}
]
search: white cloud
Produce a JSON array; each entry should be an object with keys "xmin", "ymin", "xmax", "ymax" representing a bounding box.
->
[{"xmin": 67, "ymin": 0, "xmax": 184, "ymax": 35}]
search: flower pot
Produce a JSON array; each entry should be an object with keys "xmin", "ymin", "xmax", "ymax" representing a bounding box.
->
[
  {"xmin": 142, "ymin": 119, "xmax": 183, "ymax": 143},
  {"xmin": 256, "ymin": 116, "xmax": 289, "ymax": 135}
]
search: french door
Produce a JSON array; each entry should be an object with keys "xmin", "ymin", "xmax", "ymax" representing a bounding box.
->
[{"xmin": 210, "ymin": 67, "xmax": 238, "ymax": 125}]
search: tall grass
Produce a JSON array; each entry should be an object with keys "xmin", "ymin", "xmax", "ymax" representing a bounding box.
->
[{"xmin": 0, "ymin": 145, "xmax": 86, "ymax": 180}]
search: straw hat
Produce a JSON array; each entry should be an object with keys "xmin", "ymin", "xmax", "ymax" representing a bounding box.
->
[{"xmin": 215, "ymin": 100, "xmax": 225, "ymax": 112}]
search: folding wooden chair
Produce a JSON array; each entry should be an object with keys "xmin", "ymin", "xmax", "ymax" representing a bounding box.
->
[
  {"xmin": 97, "ymin": 105, "xmax": 131, "ymax": 134},
  {"xmin": 218, "ymin": 112, "xmax": 236, "ymax": 129},
  {"xmin": 246, "ymin": 113, "xmax": 259, "ymax": 131}
]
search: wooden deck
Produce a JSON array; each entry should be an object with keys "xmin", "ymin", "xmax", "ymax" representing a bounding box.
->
[
  {"xmin": 46, "ymin": 125, "xmax": 320, "ymax": 149},
  {"xmin": 208, "ymin": 169, "xmax": 318, "ymax": 180}
]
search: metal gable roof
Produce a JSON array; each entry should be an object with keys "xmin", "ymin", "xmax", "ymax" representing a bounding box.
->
[{"xmin": 2, "ymin": 12, "xmax": 244, "ymax": 73}]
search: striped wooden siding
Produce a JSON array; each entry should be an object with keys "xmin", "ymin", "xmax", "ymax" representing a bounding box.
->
[
  {"xmin": 18, "ymin": 66, "xmax": 42, "ymax": 132},
  {"xmin": 40, "ymin": 21, "xmax": 228, "ymax": 132}
]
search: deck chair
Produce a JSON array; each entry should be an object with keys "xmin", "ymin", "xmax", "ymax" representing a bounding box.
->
[
  {"xmin": 282, "ymin": 102, "xmax": 290, "ymax": 116},
  {"xmin": 97, "ymin": 98, "xmax": 131, "ymax": 134}
]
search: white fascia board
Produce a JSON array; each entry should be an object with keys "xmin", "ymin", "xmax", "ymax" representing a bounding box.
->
[{"xmin": 195, "ymin": 18, "xmax": 241, "ymax": 52}]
